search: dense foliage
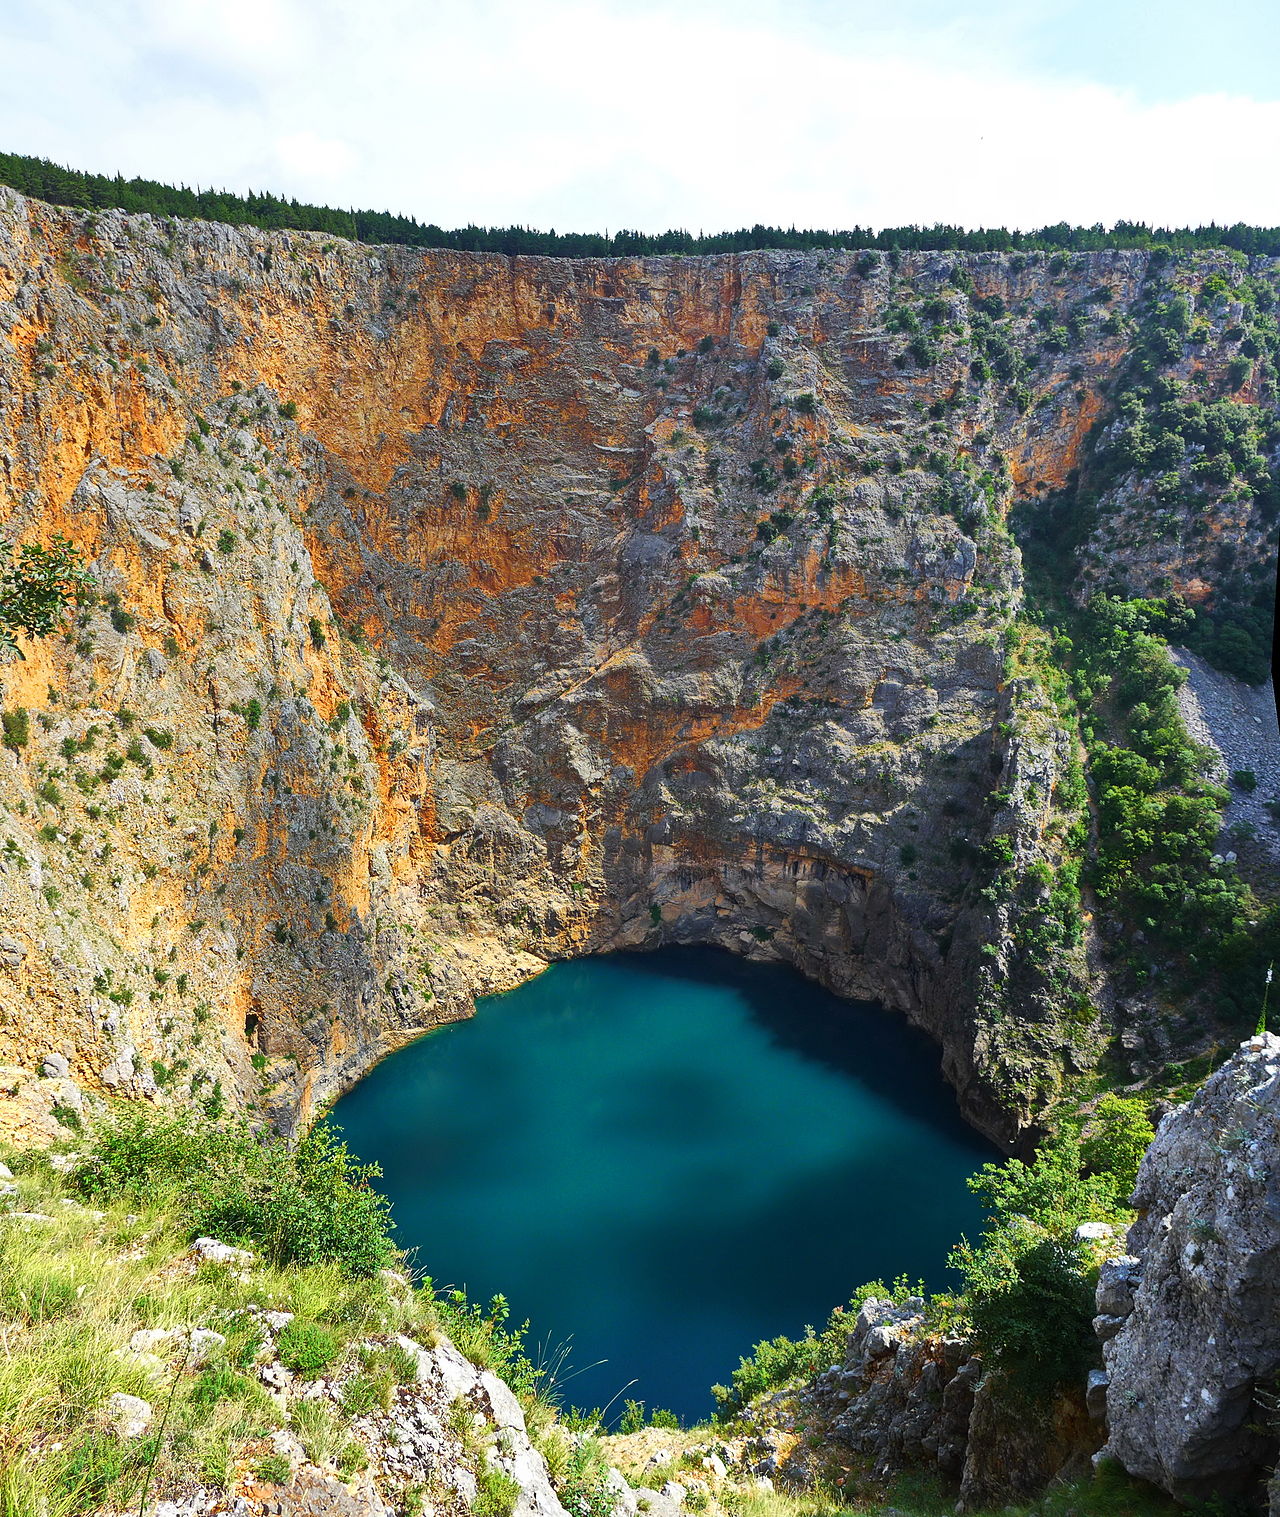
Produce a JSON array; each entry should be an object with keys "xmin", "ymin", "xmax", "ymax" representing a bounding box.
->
[
  {"xmin": 76, "ymin": 1108, "xmax": 396, "ymax": 1276},
  {"xmin": 0, "ymin": 535, "xmax": 93, "ymax": 657},
  {"xmin": 1074, "ymin": 596, "xmax": 1251, "ymax": 951},
  {"xmin": 5, "ymin": 149, "xmax": 1280, "ymax": 258},
  {"xmin": 949, "ymin": 1095, "xmax": 1152, "ymax": 1397}
]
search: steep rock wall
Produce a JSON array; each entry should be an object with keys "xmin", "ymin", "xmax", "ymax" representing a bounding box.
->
[{"xmin": 0, "ymin": 190, "xmax": 1274, "ymax": 1145}]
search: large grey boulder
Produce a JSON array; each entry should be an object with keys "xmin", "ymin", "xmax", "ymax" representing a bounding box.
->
[{"xmin": 1099, "ymin": 1032, "xmax": 1280, "ymax": 1501}]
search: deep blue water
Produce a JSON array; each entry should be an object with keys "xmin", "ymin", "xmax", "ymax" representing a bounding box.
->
[{"xmin": 330, "ymin": 947, "xmax": 991, "ymax": 1423}]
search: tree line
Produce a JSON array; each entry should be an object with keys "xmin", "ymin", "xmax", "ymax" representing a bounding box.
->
[{"xmin": 4, "ymin": 149, "xmax": 1280, "ymax": 259}]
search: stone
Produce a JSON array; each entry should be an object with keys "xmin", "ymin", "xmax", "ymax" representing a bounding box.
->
[
  {"xmin": 1095, "ymin": 1256, "xmax": 1141, "ymax": 1318},
  {"xmin": 1100, "ymin": 1036, "xmax": 1280, "ymax": 1502},
  {"xmin": 191, "ymin": 1236, "xmax": 255, "ymax": 1266},
  {"xmin": 1073, "ymin": 1222, "xmax": 1114, "ymax": 1244},
  {"xmin": 1086, "ymin": 1370, "xmax": 1108, "ymax": 1421},
  {"xmin": 0, "ymin": 937, "xmax": 24, "ymax": 967},
  {"xmin": 0, "ymin": 1162, "xmax": 12, "ymax": 1180},
  {"xmin": 129, "ymin": 1328, "xmax": 178, "ymax": 1356},
  {"xmin": 658, "ymin": 1482, "xmax": 686, "ymax": 1502},
  {"xmin": 108, "ymin": 1392, "xmax": 153, "ymax": 1438},
  {"xmin": 187, "ymin": 1327, "xmax": 227, "ymax": 1363},
  {"xmin": 39, "ymin": 1053, "xmax": 69, "ymax": 1078}
]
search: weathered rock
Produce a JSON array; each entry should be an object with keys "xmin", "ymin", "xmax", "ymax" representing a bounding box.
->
[
  {"xmin": 108, "ymin": 1391, "xmax": 153, "ymax": 1437},
  {"xmin": 796, "ymin": 1300, "xmax": 980, "ymax": 1482},
  {"xmin": 1094, "ymin": 1256, "xmax": 1141, "ymax": 1318},
  {"xmin": 394, "ymin": 1334, "xmax": 568, "ymax": 1516},
  {"xmin": 1099, "ymin": 1033, "xmax": 1280, "ymax": 1502},
  {"xmin": 957, "ymin": 1374, "xmax": 1096, "ymax": 1512},
  {"xmin": 191, "ymin": 1236, "xmax": 255, "ymax": 1266}
]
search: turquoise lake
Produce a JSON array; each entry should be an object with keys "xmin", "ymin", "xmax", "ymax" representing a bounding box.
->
[{"xmin": 330, "ymin": 947, "xmax": 991, "ymax": 1423}]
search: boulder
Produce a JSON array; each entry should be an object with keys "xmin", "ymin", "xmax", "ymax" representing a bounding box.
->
[
  {"xmin": 1098, "ymin": 1033, "xmax": 1280, "ymax": 1502},
  {"xmin": 191, "ymin": 1236, "xmax": 255, "ymax": 1266},
  {"xmin": 108, "ymin": 1392, "xmax": 153, "ymax": 1438}
]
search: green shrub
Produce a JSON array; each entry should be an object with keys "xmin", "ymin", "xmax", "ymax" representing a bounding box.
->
[
  {"xmin": 277, "ymin": 1320, "xmax": 340, "ymax": 1376},
  {"xmin": 1080, "ymin": 1094, "xmax": 1154, "ymax": 1198},
  {"xmin": 1, "ymin": 708, "xmax": 28, "ymax": 750},
  {"xmin": 189, "ymin": 1365, "xmax": 256, "ymax": 1410},
  {"xmin": 1233, "ymin": 769, "xmax": 1257, "ymax": 791},
  {"xmin": 340, "ymin": 1373, "xmax": 381, "ymax": 1416},
  {"xmin": 475, "ymin": 1466, "xmax": 522, "ymax": 1517},
  {"xmin": 76, "ymin": 1108, "xmax": 396, "ymax": 1276},
  {"xmin": 949, "ymin": 1127, "xmax": 1124, "ymax": 1396}
]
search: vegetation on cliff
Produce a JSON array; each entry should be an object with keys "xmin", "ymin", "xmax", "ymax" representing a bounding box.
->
[{"xmin": 5, "ymin": 148, "xmax": 1280, "ymax": 258}]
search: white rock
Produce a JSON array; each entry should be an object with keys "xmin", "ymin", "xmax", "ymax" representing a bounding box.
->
[
  {"xmin": 0, "ymin": 1161, "xmax": 14, "ymax": 1180},
  {"xmin": 130, "ymin": 1328, "xmax": 178, "ymax": 1356},
  {"xmin": 191, "ymin": 1236, "xmax": 255, "ymax": 1266},
  {"xmin": 108, "ymin": 1392, "xmax": 153, "ymax": 1438},
  {"xmin": 659, "ymin": 1482, "xmax": 686, "ymax": 1502},
  {"xmin": 702, "ymin": 1454, "xmax": 728, "ymax": 1479},
  {"xmin": 39, "ymin": 1053, "xmax": 70, "ymax": 1079},
  {"xmin": 260, "ymin": 1362, "xmax": 294, "ymax": 1391},
  {"xmin": 187, "ymin": 1328, "xmax": 227, "ymax": 1363},
  {"xmin": 1075, "ymin": 1221, "xmax": 1116, "ymax": 1243}
]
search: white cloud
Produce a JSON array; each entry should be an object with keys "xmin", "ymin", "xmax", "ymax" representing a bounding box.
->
[{"xmin": 1, "ymin": 0, "xmax": 1276, "ymax": 232}]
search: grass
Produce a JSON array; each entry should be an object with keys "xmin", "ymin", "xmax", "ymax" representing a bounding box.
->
[{"xmin": 0, "ymin": 1151, "xmax": 431, "ymax": 1514}]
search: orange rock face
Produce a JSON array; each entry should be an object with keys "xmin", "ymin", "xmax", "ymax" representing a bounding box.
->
[{"xmin": 0, "ymin": 190, "xmax": 1271, "ymax": 1145}]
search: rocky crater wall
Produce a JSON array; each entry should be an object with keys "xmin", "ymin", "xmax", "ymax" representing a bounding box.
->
[{"xmin": 0, "ymin": 190, "xmax": 1274, "ymax": 1146}]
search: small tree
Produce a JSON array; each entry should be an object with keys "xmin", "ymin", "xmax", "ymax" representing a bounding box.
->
[{"xmin": 0, "ymin": 535, "xmax": 93, "ymax": 655}]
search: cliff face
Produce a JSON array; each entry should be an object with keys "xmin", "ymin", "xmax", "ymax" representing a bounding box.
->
[{"xmin": 0, "ymin": 189, "xmax": 1275, "ymax": 1146}]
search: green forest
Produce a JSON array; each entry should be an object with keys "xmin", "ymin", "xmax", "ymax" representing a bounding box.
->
[{"xmin": 4, "ymin": 148, "xmax": 1280, "ymax": 259}]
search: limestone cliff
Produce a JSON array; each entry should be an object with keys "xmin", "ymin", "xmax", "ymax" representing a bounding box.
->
[{"xmin": 0, "ymin": 189, "xmax": 1275, "ymax": 1148}]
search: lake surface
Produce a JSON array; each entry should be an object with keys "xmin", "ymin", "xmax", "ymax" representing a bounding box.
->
[{"xmin": 330, "ymin": 947, "xmax": 991, "ymax": 1423}]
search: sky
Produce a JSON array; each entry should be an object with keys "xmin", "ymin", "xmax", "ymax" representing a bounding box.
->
[{"xmin": 1, "ymin": 0, "xmax": 1278, "ymax": 234}]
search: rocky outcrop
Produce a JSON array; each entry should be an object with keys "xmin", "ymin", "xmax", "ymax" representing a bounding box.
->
[
  {"xmin": 797, "ymin": 1298, "xmax": 977, "ymax": 1481},
  {"xmin": 778, "ymin": 1296, "xmax": 1095, "ymax": 1510},
  {"xmin": 0, "ymin": 188, "xmax": 1275, "ymax": 1148},
  {"xmin": 130, "ymin": 1302, "xmax": 571, "ymax": 1517},
  {"xmin": 1096, "ymin": 1032, "xmax": 1280, "ymax": 1504}
]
